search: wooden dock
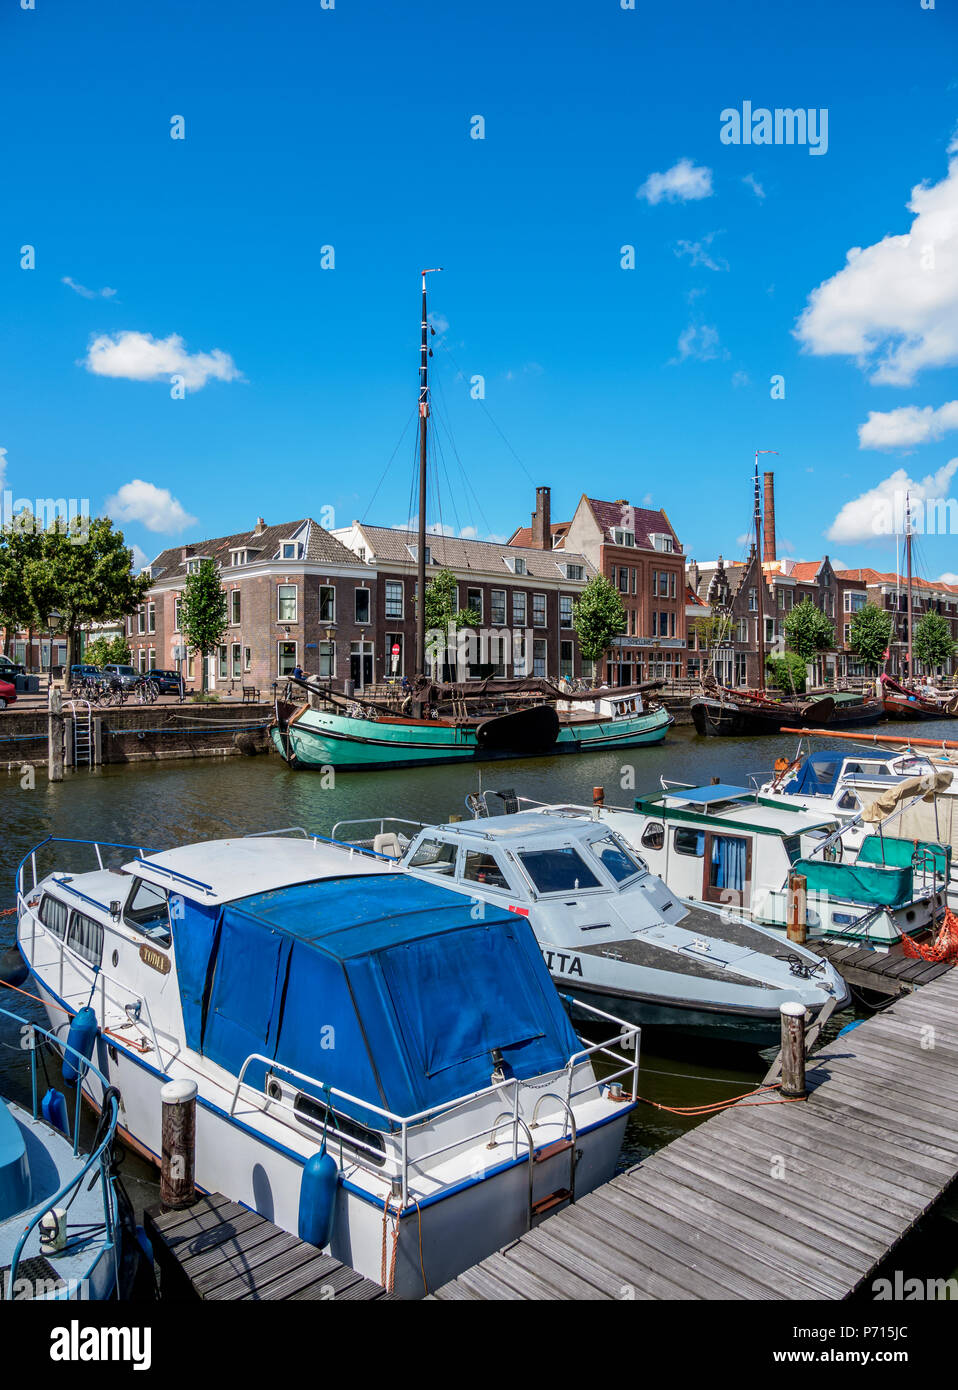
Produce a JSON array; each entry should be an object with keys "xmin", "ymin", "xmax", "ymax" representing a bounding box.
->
[
  {"xmin": 808, "ymin": 937, "xmax": 953, "ymax": 997},
  {"xmin": 144, "ymin": 1192, "xmax": 392, "ymax": 1301},
  {"xmin": 432, "ymin": 966, "xmax": 958, "ymax": 1301}
]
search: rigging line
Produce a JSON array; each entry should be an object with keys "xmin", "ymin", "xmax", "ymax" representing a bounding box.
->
[
  {"xmin": 360, "ymin": 405, "xmax": 418, "ymax": 524},
  {"xmin": 435, "ymin": 338, "xmax": 537, "ymax": 487},
  {"xmin": 430, "ymin": 410, "xmax": 463, "ymax": 544},
  {"xmin": 430, "ymin": 380, "xmax": 498, "ymax": 542}
]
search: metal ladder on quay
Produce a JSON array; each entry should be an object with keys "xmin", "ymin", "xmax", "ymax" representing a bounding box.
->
[{"xmin": 69, "ymin": 699, "xmax": 93, "ymax": 767}]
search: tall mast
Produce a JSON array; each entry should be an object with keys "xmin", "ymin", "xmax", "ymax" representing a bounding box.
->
[
  {"xmin": 753, "ymin": 450, "xmax": 777, "ymax": 692},
  {"xmin": 906, "ymin": 489, "xmax": 913, "ymax": 679},
  {"xmin": 415, "ymin": 267, "xmax": 442, "ymax": 679}
]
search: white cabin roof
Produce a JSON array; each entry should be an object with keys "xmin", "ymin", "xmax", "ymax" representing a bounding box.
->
[{"xmin": 124, "ymin": 836, "xmax": 392, "ymax": 905}]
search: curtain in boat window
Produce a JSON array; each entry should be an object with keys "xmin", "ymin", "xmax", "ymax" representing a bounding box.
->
[
  {"xmin": 68, "ymin": 911, "xmax": 104, "ymax": 966},
  {"xmin": 39, "ymin": 894, "xmax": 69, "ymax": 939},
  {"xmin": 709, "ymin": 835, "xmax": 748, "ymax": 892}
]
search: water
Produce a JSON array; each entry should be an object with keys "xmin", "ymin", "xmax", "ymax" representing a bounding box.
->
[{"xmin": 2, "ymin": 718, "xmax": 955, "ymax": 1282}]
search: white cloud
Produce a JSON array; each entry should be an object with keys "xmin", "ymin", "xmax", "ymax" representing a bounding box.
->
[
  {"xmin": 937, "ymin": 571, "xmax": 958, "ymax": 584},
  {"xmin": 826, "ymin": 457, "xmax": 958, "ymax": 542},
  {"xmin": 130, "ymin": 544, "xmax": 152, "ymax": 571},
  {"xmin": 674, "ymin": 232, "xmax": 728, "ymax": 272},
  {"xmin": 795, "ymin": 149, "xmax": 958, "ymax": 385},
  {"xmin": 638, "ymin": 158, "xmax": 713, "ymax": 205},
  {"xmin": 742, "ymin": 173, "xmax": 765, "ymax": 201},
  {"xmin": 858, "ymin": 399, "xmax": 958, "ymax": 449},
  {"xmin": 63, "ymin": 276, "xmax": 116, "ymax": 300},
  {"xmin": 83, "ymin": 331, "xmax": 242, "ymax": 391},
  {"xmin": 105, "ymin": 479, "xmax": 197, "ymax": 533},
  {"xmin": 673, "ymin": 323, "xmax": 725, "ymax": 363}
]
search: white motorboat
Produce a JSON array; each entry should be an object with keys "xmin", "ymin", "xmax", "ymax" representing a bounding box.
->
[{"xmin": 14, "ymin": 830, "xmax": 638, "ymax": 1298}]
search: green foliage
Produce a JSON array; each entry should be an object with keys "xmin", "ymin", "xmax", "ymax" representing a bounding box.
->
[
  {"xmin": 15, "ymin": 516, "xmax": 149, "ymax": 671},
  {"xmin": 848, "ymin": 602, "xmax": 893, "ymax": 670},
  {"xmin": 572, "ymin": 575, "xmax": 626, "ymax": 664},
  {"xmin": 913, "ymin": 611, "xmax": 956, "ymax": 670},
  {"xmin": 423, "ymin": 568, "xmax": 481, "ymax": 633},
  {"xmin": 689, "ymin": 608, "xmax": 732, "ymax": 655},
  {"xmin": 765, "ymin": 652, "xmax": 807, "ymax": 694},
  {"xmin": 0, "ymin": 522, "xmax": 43, "ymax": 644},
  {"xmin": 83, "ymin": 635, "xmax": 132, "ymax": 668},
  {"xmin": 179, "ymin": 559, "xmax": 228, "ymax": 694},
  {"xmin": 783, "ymin": 597, "xmax": 834, "ymax": 662}
]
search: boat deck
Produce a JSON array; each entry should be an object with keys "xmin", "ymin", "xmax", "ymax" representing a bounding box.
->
[
  {"xmin": 431, "ymin": 964, "xmax": 958, "ymax": 1301},
  {"xmin": 144, "ymin": 1193, "xmax": 394, "ymax": 1301}
]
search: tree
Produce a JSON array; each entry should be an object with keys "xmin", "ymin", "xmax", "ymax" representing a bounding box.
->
[
  {"xmin": 572, "ymin": 575, "xmax": 626, "ymax": 674},
  {"xmin": 783, "ymin": 598, "xmax": 834, "ymax": 663},
  {"xmin": 766, "ymin": 652, "xmax": 807, "ymax": 694},
  {"xmin": 913, "ymin": 611, "xmax": 956, "ymax": 672},
  {"xmin": 689, "ymin": 607, "xmax": 732, "ymax": 671},
  {"xmin": 83, "ymin": 635, "xmax": 132, "ymax": 668},
  {"xmin": 179, "ymin": 558, "xmax": 228, "ymax": 694},
  {"xmin": 0, "ymin": 521, "xmax": 43, "ymax": 656},
  {"xmin": 419, "ymin": 568, "xmax": 481, "ymax": 677},
  {"xmin": 20, "ymin": 516, "xmax": 150, "ymax": 674},
  {"xmin": 848, "ymin": 602, "xmax": 893, "ymax": 671}
]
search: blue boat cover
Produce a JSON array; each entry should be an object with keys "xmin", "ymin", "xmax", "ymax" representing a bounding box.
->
[
  {"xmin": 169, "ymin": 874, "xmax": 580, "ymax": 1130},
  {"xmin": 672, "ymin": 784, "xmax": 753, "ymax": 805},
  {"xmin": 782, "ymin": 753, "xmax": 844, "ymax": 797}
]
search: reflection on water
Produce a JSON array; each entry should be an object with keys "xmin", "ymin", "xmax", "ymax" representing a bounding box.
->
[{"xmin": 2, "ymin": 719, "xmax": 952, "ymax": 1224}]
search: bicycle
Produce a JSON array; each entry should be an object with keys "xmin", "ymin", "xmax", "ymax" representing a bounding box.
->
[{"xmin": 132, "ymin": 678, "xmax": 159, "ymax": 705}]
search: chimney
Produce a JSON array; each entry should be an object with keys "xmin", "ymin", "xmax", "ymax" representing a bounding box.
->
[
  {"xmin": 763, "ymin": 473, "xmax": 776, "ymax": 562},
  {"xmin": 531, "ymin": 486, "xmax": 551, "ymax": 551},
  {"xmin": 253, "ymin": 516, "xmax": 266, "ymax": 536}
]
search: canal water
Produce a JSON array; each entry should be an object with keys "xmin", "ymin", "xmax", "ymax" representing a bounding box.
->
[{"xmin": 2, "ymin": 718, "xmax": 955, "ymax": 1287}]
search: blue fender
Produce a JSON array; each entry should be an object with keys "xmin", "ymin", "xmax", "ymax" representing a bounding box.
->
[
  {"xmin": 298, "ymin": 1148, "xmax": 339, "ymax": 1249},
  {"xmin": 61, "ymin": 1006, "xmax": 98, "ymax": 1085},
  {"xmin": 41, "ymin": 1087, "xmax": 69, "ymax": 1135}
]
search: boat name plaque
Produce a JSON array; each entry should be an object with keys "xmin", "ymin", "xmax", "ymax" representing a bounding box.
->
[{"xmin": 139, "ymin": 944, "xmax": 171, "ymax": 975}]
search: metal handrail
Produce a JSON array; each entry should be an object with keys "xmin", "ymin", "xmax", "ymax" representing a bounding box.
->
[
  {"xmin": 330, "ymin": 816, "xmax": 426, "ymax": 843},
  {"xmin": 16, "ymin": 836, "xmax": 152, "ymax": 897},
  {"xmin": 0, "ymin": 1003, "xmax": 120, "ymax": 1293}
]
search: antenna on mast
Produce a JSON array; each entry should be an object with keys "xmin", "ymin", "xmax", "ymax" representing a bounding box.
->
[{"xmin": 415, "ymin": 268, "xmax": 443, "ymax": 693}]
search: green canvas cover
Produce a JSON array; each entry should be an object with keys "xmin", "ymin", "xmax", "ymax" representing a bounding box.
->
[
  {"xmin": 794, "ymin": 857, "xmax": 914, "ymax": 909},
  {"xmin": 856, "ymin": 835, "xmax": 951, "ymax": 878}
]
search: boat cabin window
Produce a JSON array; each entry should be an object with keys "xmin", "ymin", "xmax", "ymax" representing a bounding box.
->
[
  {"xmin": 123, "ymin": 877, "xmax": 172, "ymax": 946},
  {"xmin": 782, "ymin": 835, "xmax": 802, "ymax": 866},
  {"xmin": 462, "ymin": 851, "xmax": 512, "ymax": 891},
  {"xmin": 837, "ymin": 792, "xmax": 860, "ymax": 811},
  {"xmin": 291, "ymin": 1091, "xmax": 386, "ymax": 1167},
  {"xmin": 407, "ymin": 838, "xmax": 458, "ymax": 875},
  {"xmin": 640, "ymin": 822, "xmax": 665, "ymax": 850},
  {"xmin": 708, "ymin": 835, "xmax": 749, "ymax": 893},
  {"xmin": 674, "ymin": 828, "xmax": 705, "ymax": 857},
  {"xmin": 590, "ymin": 835, "xmax": 644, "ymax": 883},
  {"xmin": 67, "ymin": 910, "xmax": 104, "ymax": 967},
  {"xmin": 39, "ymin": 894, "xmax": 69, "ymax": 940},
  {"xmin": 518, "ymin": 847, "xmax": 601, "ymax": 894}
]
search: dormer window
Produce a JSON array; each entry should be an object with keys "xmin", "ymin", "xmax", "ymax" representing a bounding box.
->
[
  {"xmin": 650, "ymin": 533, "xmax": 675, "ymax": 554},
  {"xmin": 406, "ymin": 544, "xmax": 431, "ymax": 566},
  {"xmin": 281, "ymin": 542, "xmax": 303, "ymax": 560},
  {"xmin": 506, "ymin": 556, "xmax": 527, "ymax": 576},
  {"xmin": 231, "ymin": 550, "xmax": 248, "ymax": 566},
  {"xmin": 612, "ymin": 529, "xmax": 635, "ymax": 547},
  {"xmin": 564, "ymin": 563, "xmax": 583, "ymax": 581},
  {"xmin": 186, "ymin": 560, "xmax": 201, "ymax": 575}
]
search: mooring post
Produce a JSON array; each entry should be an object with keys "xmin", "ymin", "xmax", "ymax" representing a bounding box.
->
[
  {"xmin": 786, "ymin": 872, "xmax": 808, "ymax": 945},
  {"xmin": 160, "ymin": 1078, "xmax": 199, "ymax": 1210},
  {"xmin": 47, "ymin": 684, "xmax": 64, "ymax": 783},
  {"xmin": 593, "ymin": 786, "xmax": 605, "ymax": 807},
  {"xmin": 779, "ymin": 1001, "xmax": 807, "ymax": 1099}
]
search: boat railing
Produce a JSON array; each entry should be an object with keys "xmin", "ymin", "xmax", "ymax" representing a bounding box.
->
[
  {"xmin": 330, "ymin": 817, "xmax": 427, "ymax": 848},
  {"xmin": 232, "ymin": 1006, "xmax": 640, "ymax": 1206},
  {"xmin": 16, "ymin": 836, "xmax": 154, "ymax": 898},
  {"xmin": 18, "ymin": 892, "xmax": 167, "ymax": 1061},
  {"xmin": 244, "ymin": 823, "xmax": 410, "ymax": 862},
  {"xmin": 0, "ymin": 1002, "xmax": 120, "ymax": 1295}
]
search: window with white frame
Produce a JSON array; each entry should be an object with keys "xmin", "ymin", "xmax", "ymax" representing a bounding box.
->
[
  {"xmin": 384, "ymin": 580, "xmax": 403, "ymax": 619},
  {"xmin": 565, "ymin": 564, "xmax": 583, "ymax": 582},
  {"xmin": 466, "ymin": 588, "xmax": 483, "ymax": 621},
  {"xmin": 281, "ymin": 542, "xmax": 303, "ymax": 560},
  {"xmin": 147, "ymin": 603, "xmax": 156, "ymax": 633},
  {"xmin": 513, "ymin": 591, "xmax": 527, "ymax": 625},
  {"xmin": 137, "ymin": 608, "xmax": 145, "ymax": 633},
  {"xmin": 174, "ymin": 595, "xmax": 183, "ymax": 631},
  {"xmin": 231, "ymin": 643, "xmax": 242, "ymax": 678},
  {"xmin": 533, "ymin": 638, "xmax": 547, "ymax": 677},
  {"xmin": 230, "ymin": 590, "xmax": 241, "ymax": 625},
  {"xmin": 490, "ymin": 589, "xmax": 506, "ymax": 626},
  {"xmin": 560, "ymin": 595, "xmax": 574, "ymax": 627},
  {"xmin": 278, "ymin": 640, "xmax": 297, "ymax": 676},
  {"xmin": 319, "ymin": 586, "xmax": 335, "ymax": 622},
  {"xmin": 560, "ymin": 640, "xmax": 574, "ymax": 680},
  {"xmin": 277, "ymin": 585, "xmax": 298, "ymax": 622},
  {"xmin": 319, "ymin": 640, "xmax": 335, "ymax": 678},
  {"xmin": 218, "ymin": 645, "xmax": 228, "ymax": 678},
  {"xmin": 532, "ymin": 593, "xmax": 546, "ymax": 627},
  {"xmin": 513, "ymin": 556, "xmax": 526, "ymax": 576}
]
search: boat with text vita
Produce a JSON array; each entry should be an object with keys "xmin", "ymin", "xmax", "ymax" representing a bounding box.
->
[
  {"xmin": 386, "ymin": 807, "xmax": 848, "ymax": 1046},
  {"xmin": 0, "ymin": 1001, "xmax": 132, "ymax": 1301},
  {"xmin": 14, "ymin": 831, "xmax": 638, "ymax": 1298}
]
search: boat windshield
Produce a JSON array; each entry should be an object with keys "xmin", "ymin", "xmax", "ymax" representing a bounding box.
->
[
  {"xmin": 589, "ymin": 834, "xmax": 645, "ymax": 884},
  {"xmin": 518, "ymin": 847, "xmax": 601, "ymax": 894}
]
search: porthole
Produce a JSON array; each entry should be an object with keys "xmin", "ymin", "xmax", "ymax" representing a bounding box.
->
[{"xmin": 112, "ymin": 950, "xmax": 119, "ymax": 968}]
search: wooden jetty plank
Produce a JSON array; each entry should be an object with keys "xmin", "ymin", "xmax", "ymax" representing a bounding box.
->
[
  {"xmin": 520, "ymin": 1225, "xmax": 661, "ymax": 1299},
  {"xmin": 479, "ymin": 1250, "xmax": 570, "ymax": 1301},
  {"xmin": 451, "ymin": 1264, "xmax": 528, "ymax": 1300},
  {"xmin": 533, "ymin": 1205, "xmax": 715, "ymax": 1300},
  {"xmin": 809, "ymin": 1080, "xmax": 958, "ymax": 1155},
  {"xmin": 825, "ymin": 1052, "xmax": 958, "ymax": 1123},
  {"xmin": 497, "ymin": 1241, "xmax": 619, "ymax": 1300},
  {"xmin": 206, "ymin": 1240, "xmax": 333, "ymax": 1301},
  {"xmin": 189, "ymin": 1232, "xmax": 302, "ymax": 1297}
]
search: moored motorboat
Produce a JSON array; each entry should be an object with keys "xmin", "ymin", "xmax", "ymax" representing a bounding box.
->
[
  {"xmin": 880, "ymin": 673, "xmax": 958, "ymax": 720},
  {"xmin": 15, "ymin": 831, "xmax": 638, "ymax": 1298}
]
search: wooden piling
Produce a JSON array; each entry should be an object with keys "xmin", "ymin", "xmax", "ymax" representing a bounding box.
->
[
  {"xmin": 778, "ymin": 1001, "xmax": 807, "ymax": 1099},
  {"xmin": 786, "ymin": 873, "xmax": 808, "ymax": 945},
  {"xmin": 47, "ymin": 684, "xmax": 63, "ymax": 783},
  {"xmin": 160, "ymin": 1078, "xmax": 199, "ymax": 1210}
]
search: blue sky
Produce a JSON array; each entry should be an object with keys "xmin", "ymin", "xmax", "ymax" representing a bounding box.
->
[{"xmin": 3, "ymin": 0, "xmax": 958, "ymax": 580}]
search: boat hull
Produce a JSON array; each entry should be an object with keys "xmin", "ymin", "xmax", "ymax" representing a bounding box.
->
[
  {"xmin": 691, "ymin": 694, "xmax": 836, "ymax": 738},
  {"xmin": 272, "ymin": 703, "xmax": 672, "ymax": 770}
]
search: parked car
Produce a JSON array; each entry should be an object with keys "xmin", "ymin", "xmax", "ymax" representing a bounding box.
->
[
  {"xmin": 0, "ymin": 678, "xmax": 17, "ymax": 709},
  {"xmin": 0, "ymin": 654, "xmax": 25, "ymax": 677},
  {"xmin": 147, "ymin": 668, "xmax": 185, "ymax": 694},
  {"xmin": 70, "ymin": 664, "xmax": 102, "ymax": 682},
  {"xmin": 102, "ymin": 664, "xmax": 140, "ymax": 689}
]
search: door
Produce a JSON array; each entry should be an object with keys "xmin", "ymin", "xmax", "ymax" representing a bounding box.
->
[{"xmin": 702, "ymin": 832, "xmax": 752, "ymax": 914}]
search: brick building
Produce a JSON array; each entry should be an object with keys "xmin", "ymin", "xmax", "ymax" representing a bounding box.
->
[
  {"xmin": 331, "ymin": 519, "xmax": 596, "ymax": 683},
  {"xmin": 131, "ymin": 516, "xmax": 375, "ymax": 693},
  {"xmin": 510, "ymin": 490, "xmax": 687, "ymax": 684}
]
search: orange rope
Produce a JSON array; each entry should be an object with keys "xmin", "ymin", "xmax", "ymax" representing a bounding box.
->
[
  {"xmin": 901, "ymin": 906, "xmax": 958, "ymax": 964},
  {"xmin": 635, "ymin": 1082, "xmax": 804, "ymax": 1116}
]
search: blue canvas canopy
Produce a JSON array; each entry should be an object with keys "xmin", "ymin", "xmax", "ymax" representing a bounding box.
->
[
  {"xmin": 169, "ymin": 874, "xmax": 580, "ymax": 1130},
  {"xmin": 783, "ymin": 753, "xmax": 844, "ymax": 797}
]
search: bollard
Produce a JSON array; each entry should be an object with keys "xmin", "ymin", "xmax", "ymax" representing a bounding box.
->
[
  {"xmin": 160, "ymin": 1078, "xmax": 199, "ymax": 1210},
  {"xmin": 592, "ymin": 786, "xmax": 605, "ymax": 807},
  {"xmin": 48, "ymin": 685, "xmax": 64, "ymax": 783},
  {"xmin": 779, "ymin": 1002, "xmax": 807, "ymax": 1099},
  {"xmin": 786, "ymin": 873, "xmax": 808, "ymax": 945}
]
